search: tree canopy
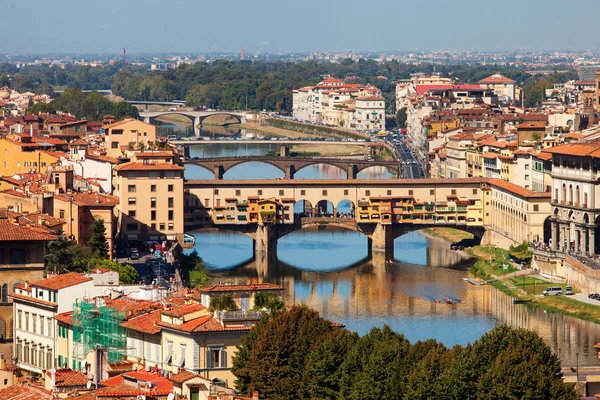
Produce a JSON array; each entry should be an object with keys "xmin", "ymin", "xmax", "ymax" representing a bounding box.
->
[{"xmin": 231, "ymin": 308, "xmax": 577, "ymax": 400}]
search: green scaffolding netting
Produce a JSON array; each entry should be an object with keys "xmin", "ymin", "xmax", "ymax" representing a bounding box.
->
[{"xmin": 71, "ymin": 301, "xmax": 127, "ymax": 364}]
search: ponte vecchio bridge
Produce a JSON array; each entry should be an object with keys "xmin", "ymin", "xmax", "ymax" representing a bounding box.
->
[{"xmin": 184, "ymin": 178, "xmax": 490, "ymax": 263}]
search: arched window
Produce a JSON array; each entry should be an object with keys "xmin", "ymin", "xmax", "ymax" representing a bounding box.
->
[
  {"xmin": 569, "ymin": 185, "xmax": 573, "ymax": 204},
  {"xmin": 1, "ymin": 283, "xmax": 7, "ymax": 303},
  {"xmin": 555, "ymin": 188, "xmax": 559, "ymax": 202},
  {"xmin": 585, "ymin": 193, "xmax": 589, "ymax": 207},
  {"xmin": 562, "ymin": 184, "xmax": 566, "ymax": 202},
  {"xmin": 576, "ymin": 186, "xmax": 581, "ymax": 205}
]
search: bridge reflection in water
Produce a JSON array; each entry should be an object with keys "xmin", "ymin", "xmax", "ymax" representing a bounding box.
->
[{"xmin": 195, "ymin": 229, "xmax": 600, "ymax": 366}]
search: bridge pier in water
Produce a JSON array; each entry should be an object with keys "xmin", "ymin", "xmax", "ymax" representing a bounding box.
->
[
  {"xmin": 367, "ymin": 223, "xmax": 395, "ymax": 260},
  {"xmin": 194, "ymin": 116, "xmax": 201, "ymax": 137}
]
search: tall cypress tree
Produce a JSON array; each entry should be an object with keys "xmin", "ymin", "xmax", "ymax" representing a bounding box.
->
[{"xmin": 88, "ymin": 218, "xmax": 109, "ymax": 259}]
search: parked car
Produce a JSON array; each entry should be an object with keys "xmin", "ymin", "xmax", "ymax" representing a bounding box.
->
[
  {"xmin": 130, "ymin": 248, "xmax": 140, "ymax": 260},
  {"xmin": 542, "ymin": 286, "xmax": 562, "ymax": 296},
  {"xmin": 565, "ymin": 286, "xmax": 573, "ymax": 295}
]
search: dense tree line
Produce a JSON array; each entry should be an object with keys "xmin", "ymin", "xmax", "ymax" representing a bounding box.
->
[
  {"xmin": 232, "ymin": 306, "xmax": 577, "ymax": 400},
  {"xmin": 27, "ymin": 88, "xmax": 139, "ymax": 121},
  {"xmin": 2, "ymin": 61, "xmax": 577, "ymax": 114}
]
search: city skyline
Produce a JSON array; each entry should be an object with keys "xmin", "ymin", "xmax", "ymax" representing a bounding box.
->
[{"xmin": 2, "ymin": 0, "xmax": 599, "ymax": 54}]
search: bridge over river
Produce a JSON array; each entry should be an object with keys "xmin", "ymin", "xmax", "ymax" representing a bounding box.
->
[
  {"xmin": 184, "ymin": 156, "xmax": 401, "ymax": 179},
  {"xmin": 139, "ymin": 111, "xmax": 247, "ymax": 136},
  {"xmin": 184, "ymin": 178, "xmax": 489, "ymax": 263}
]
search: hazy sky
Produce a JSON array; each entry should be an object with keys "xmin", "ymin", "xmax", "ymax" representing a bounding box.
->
[{"xmin": 1, "ymin": 0, "xmax": 598, "ymax": 54}]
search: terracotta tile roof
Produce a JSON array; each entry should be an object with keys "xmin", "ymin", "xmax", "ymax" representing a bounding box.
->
[
  {"xmin": 32, "ymin": 272, "xmax": 92, "ymax": 290},
  {"xmin": 108, "ymin": 360, "xmax": 136, "ymax": 373},
  {"xmin": 357, "ymin": 96, "xmax": 385, "ymax": 101},
  {"xmin": 198, "ymin": 283, "xmax": 284, "ymax": 293},
  {"xmin": 121, "ymin": 309, "xmax": 162, "ymax": 334},
  {"xmin": 103, "ymin": 118, "xmax": 156, "ymax": 130},
  {"xmin": 544, "ymin": 143, "xmax": 600, "ymax": 157},
  {"xmin": 0, "ymin": 219, "xmax": 58, "ymax": 241},
  {"xmin": 99, "ymin": 371, "xmax": 173, "ymax": 396},
  {"xmin": 86, "ymin": 153, "xmax": 119, "ymax": 164},
  {"xmin": 169, "ymin": 371, "xmax": 200, "ymax": 384},
  {"xmin": 114, "ymin": 162, "xmax": 184, "ymax": 171},
  {"xmin": 55, "ymin": 191, "xmax": 119, "ymax": 207},
  {"xmin": 157, "ymin": 314, "xmax": 249, "ymax": 333},
  {"xmin": 39, "ymin": 150, "xmax": 67, "ymax": 159},
  {"xmin": 32, "ymin": 137, "xmax": 68, "ymax": 146},
  {"xmin": 70, "ymin": 139, "xmax": 89, "ymax": 146},
  {"xmin": 162, "ymin": 303, "xmax": 205, "ymax": 317},
  {"xmin": 47, "ymin": 368, "xmax": 90, "ymax": 387},
  {"xmin": 54, "ymin": 311, "xmax": 73, "ymax": 325},
  {"xmin": 134, "ymin": 151, "xmax": 174, "ymax": 157},
  {"xmin": 482, "ymin": 153, "xmax": 499, "ymax": 159},
  {"xmin": 479, "ymin": 74, "xmax": 515, "ymax": 84},
  {"xmin": 104, "ymin": 298, "xmax": 160, "ymax": 318},
  {"xmin": 535, "ymin": 151, "xmax": 553, "ymax": 161},
  {"xmin": 489, "ymin": 178, "xmax": 551, "ymax": 199},
  {"xmin": 97, "ymin": 383, "xmax": 173, "ymax": 397},
  {"xmin": 17, "ymin": 212, "xmax": 64, "ymax": 228},
  {"xmin": 517, "ymin": 122, "xmax": 547, "ymax": 129},
  {"xmin": 0, "ymin": 189, "xmax": 30, "ymax": 199},
  {"xmin": 10, "ymin": 292, "xmax": 57, "ymax": 307},
  {"xmin": 0, "ymin": 385, "xmax": 52, "ymax": 399}
]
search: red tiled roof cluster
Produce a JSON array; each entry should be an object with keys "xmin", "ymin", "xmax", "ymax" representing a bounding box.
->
[
  {"xmin": 0, "ymin": 219, "xmax": 57, "ymax": 241},
  {"xmin": 162, "ymin": 303, "xmax": 206, "ymax": 317},
  {"xmin": 32, "ymin": 272, "xmax": 92, "ymax": 290},
  {"xmin": 46, "ymin": 368, "xmax": 90, "ymax": 387},
  {"xmin": 0, "ymin": 385, "xmax": 52, "ymax": 399},
  {"xmin": 120, "ymin": 309, "xmax": 163, "ymax": 334},
  {"xmin": 55, "ymin": 191, "xmax": 119, "ymax": 207}
]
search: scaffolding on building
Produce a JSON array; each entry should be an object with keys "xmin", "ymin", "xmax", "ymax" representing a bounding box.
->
[{"xmin": 71, "ymin": 300, "xmax": 127, "ymax": 366}]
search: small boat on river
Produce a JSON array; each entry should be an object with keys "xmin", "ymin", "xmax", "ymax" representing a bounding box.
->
[{"xmin": 512, "ymin": 299, "xmax": 532, "ymax": 304}]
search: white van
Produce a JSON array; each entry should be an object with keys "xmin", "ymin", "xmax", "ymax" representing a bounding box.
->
[{"xmin": 542, "ymin": 287, "xmax": 562, "ymax": 296}]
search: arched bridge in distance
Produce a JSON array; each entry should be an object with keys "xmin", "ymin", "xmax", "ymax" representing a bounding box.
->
[
  {"xmin": 139, "ymin": 111, "xmax": 247, "ymax": 136},
  {"xmin": 184, "ymin": 157, "xmax": 401, "ymax": 179}
]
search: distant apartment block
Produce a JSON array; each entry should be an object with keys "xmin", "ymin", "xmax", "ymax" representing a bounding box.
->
[{"xmin": 292, "ymin": 78, "xmax": 385, "ymax": 132}]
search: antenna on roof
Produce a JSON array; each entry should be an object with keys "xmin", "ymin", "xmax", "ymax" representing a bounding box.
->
[{"xmin": 123, "ymin": 47, "xmax": 127, "ymax": 66}]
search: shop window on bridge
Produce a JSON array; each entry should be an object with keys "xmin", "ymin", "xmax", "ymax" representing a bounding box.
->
[
  {"xmin": 430, "ymin": 189, "xmax": 434, "ymax": 195},
  {"xmin": 344, "ymin": 190, "xmax": 349, "ymax": 195},
  {"xmin": 236, "ymin": 190, "xmax": 241, "ymax": 196},
  {"xmin": 279, "ymin": 190, "xmax": 284, "ymax": 196},
  {"xmin": 258, "ymin": 190, "xmax": 262, "ymax": 196},
  {"xmin": 451, "ymin": 189, "xmax": 457, "ymax": 195},
  {"xmin": 365, "ymin": 190, "xmax": 371, "ymax": 196},
  {"xmin": 409, "ymin": 190, "xmax": 414, "ymax": 196},
  {"xmin": 322, "ymin": 190, "xmax": 328, "ymax": 196},
  {"xmin": 387, "ymin": 190, "xmax": 392, "ymax": 196}
]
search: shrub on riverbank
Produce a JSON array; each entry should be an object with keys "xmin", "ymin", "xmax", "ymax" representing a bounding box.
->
[{"xmin": 232, "ymin": 306, "xmax": 577, "ymax": 400}]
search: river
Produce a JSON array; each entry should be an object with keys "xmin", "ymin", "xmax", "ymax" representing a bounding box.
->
[{"xmin": 165, "ymin": 124, "xmax": 600, "ymax": 367}]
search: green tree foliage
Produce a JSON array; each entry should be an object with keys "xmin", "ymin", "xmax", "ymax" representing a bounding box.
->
[
  {"xmin": 396, "ymin": 108, "xmax": 407, "ymax": 128},
  {"xmin": 177, "ymin": 249, "xmax": 208, "ymax": 287},
  {"xmin": 231, "ymin": 305, "xmax": 336, "ymax": 399},
  {"xmin": 232, "ymin": 312, "xmax": 577, "ymax": 400},
  {"xmin": 88, "ymin": 259, "xmax": 139, "ymax": 285},
  {"xmin": 88, "ymin": 219, "xmax": 109, "ymax": 259},
  {"xmin": 305, "ymin": 329, "xmax": 359, "ymax": 399},
  {"xmin": 45, "ymin": 239, "xmax": 94, "ymax": 273},
  {"xmin": 209, "ymin": 294, "xmax": 238, "ymax": 312},
  {"xmin": 253, "ymin": 292, "xmax": 285, "ymax": 311}
]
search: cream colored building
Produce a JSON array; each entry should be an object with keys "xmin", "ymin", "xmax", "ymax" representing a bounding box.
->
[
  {"xmin": 445, "ymin": 133, "xmax": 474, "ymax": 178},
  {"xmin": 103, "ymin": 118, "xmax": 157, "ymax": 158},
  {"xmin": 354, "ymin": 96, "xmax": 385, "ymax": 132},
  {"xmin": 546, "ymin": 143, "xmax": 600, "ymax": 255},
  {"xmin": 488, "ymin": 179, "xmax": 551, "ymax": 245},
  {"xmin": 479, "ymin": 74, "xmax": 516, "ymax": 103},
  {"xmin": 11, "ymin": 273, "xmax": 102, "ymax": 374},
  {"xmin": 113, "ymin": 160, "xmax": 185, "ymax": 242},
  {"xmin": 292, "ymin": 78, "xmax": 385, "ymax": 132}
]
